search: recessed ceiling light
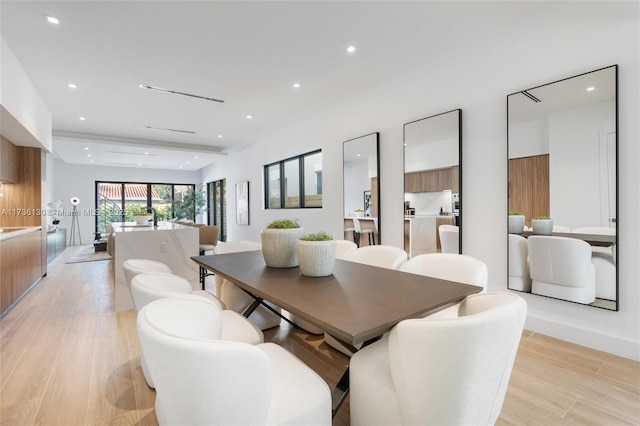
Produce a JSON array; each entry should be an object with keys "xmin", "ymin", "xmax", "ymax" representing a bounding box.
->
[
  {"xmin": 218, "ymin": 134, "xmax": 223, "ymax": 138},
  {"xmin": 293, "ymin": 83, "xmax": 301, "ymax": 88},
  {"xmin": 346, "ymin": 45, "xmax": 356, "ymax": 53},
  {"xmin": 67, "ymin": 83, "xmax": 77, "ymax": 89},
  {"xmin": 45, "ymin": 15, "xmax": 59, "ymax": 25},
  {"xmin": 79, "ymin": 117, "xmax": 86, "ymax": 121},
  {"xmin": 186, "ymin": 161, "xmax": 190, "ymax": 165},
  {"xmin": 84, "ymin": 147, "xmax": 89, "ymax": 150},
  {"xmin": 90, "ymin": 160, "xmax": 94, "ymax": 163},
  {"xmin": 246, "ymin": 115, "xmax": 252, "ymax": 119},
  {"xmin": 194, "ymin": 156, "xmax": 199, "ymax": 159},
  {"xmin": 586, "ymin": 86, "xmax": 595, "ymax": 91},
  {"xmin": 357, "ymin": 154, "xmax": 361, "ymax": 157},
  {"xmin": 144, "ymin": 152, "xmax": 149, "ymax": 155},
  {"xmin": 87, "ymin": 154, "xmax": 92, "ymax": 158}
]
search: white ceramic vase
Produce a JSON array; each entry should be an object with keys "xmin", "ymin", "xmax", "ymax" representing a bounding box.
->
[
  {"xmin": 261, "ymin": 227, "xmax": 304, "ymax": 268},
  {"xmin": 532, "ymin": 218, "xmax": 553, "ymax": 235},
  {"xmin": 508, "ymin": 215, "xmax": 525, "ymax": 234},
  {"xmin": 297, "ymin": 240, "xmax": 337, "ymax": 277}
]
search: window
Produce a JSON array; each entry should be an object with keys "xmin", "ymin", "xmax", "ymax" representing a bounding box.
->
[
  {"xmin": 264, "ymin": 150, "xmax": 322, "ymax": 209},
  {"xmin": 207, "ymin": 179, "xmax": 227, "ymax": 242},
  {"xmin": 95, "ymin": 181, "xmax": 195, "ymax": 233}
]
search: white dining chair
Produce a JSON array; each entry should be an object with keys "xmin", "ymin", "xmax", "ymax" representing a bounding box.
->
[
  {"xmin": 399, "ymin": 253, "xmax": 488, "ymax": 318},
  {"xmin": 130, "ymin": 272, "xmax": 263, "ymax": 388},
  {"xmin": 528, "ymin": 236, "xmax": 596, "ymax": 304},
  {"xmin": 123, "ymin": 258, "xmax": 172, "ymax": 293},
  {"xmin": 438, "ymin": 224, "xmax": 459, "ymax": 253},
  {"xmin": 342, "ymin": 245, "xmax": 407, "ymax": 269},
  {"xmin": 215, "ymin": 240, "xmax": 282, "ymax": 330},
  {"xmin": 335, "ymin": 239, "xmax": 358, "ymax": 259},
  {"xmin": 350, "ymin": 292, "xmax": 527, "ymax": 426},
  {"xmin": 509, "ymin": 234, "xmax": 532, "ymax": 292},
  {"xmin": 137, "ymin": 297, "xmax": 331, "ymax": 426}
]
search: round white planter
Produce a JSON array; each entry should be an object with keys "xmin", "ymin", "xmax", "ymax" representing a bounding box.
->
[
  {"xmin": 532, "ymin": 219, "xmax": 554, "ymax": 235},
  {"xmin": 297, "ymin": 240, "xmax": 337, "ymax": 277},
  {"xmin": 132, "ymin": 215, "xmax": 153, "ymax": 225},
  {"xmin": 261, "ymin": 227, "xmax": 304, "ymax": 268},
  {"xmin": 508, "ymin": 215, "xmax": 525, "ymax": 234}
]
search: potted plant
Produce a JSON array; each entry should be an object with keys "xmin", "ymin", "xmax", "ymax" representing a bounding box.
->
[
  {"xmin": 297, "ymin": 232, "xmax": 337, "ymax": 277},
  {"xmin": 531, "ymin": 216, "xmax": 554, "ymax": 235},
  {"xmin": 508, "ymin": 211, "xmax": 525, "ymax": 234},
  {"xmin": 261, "ymin": 219, "xmax": 304, "ymax": 268}
]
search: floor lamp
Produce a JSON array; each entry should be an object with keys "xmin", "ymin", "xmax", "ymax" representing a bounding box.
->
[{"xmin": 69, "ymin": 197, "xmax": 82, "ymax": 246}]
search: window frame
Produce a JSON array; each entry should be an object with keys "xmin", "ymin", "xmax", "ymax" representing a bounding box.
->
[{"xmin": 264, "ymin": 149, "xmax": 322, "ymax": 209}]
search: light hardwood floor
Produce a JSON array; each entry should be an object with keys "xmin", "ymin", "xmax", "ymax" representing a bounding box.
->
[{"xmin": 1, "ymin": 246, "xmax": 638, "ymax": 425}]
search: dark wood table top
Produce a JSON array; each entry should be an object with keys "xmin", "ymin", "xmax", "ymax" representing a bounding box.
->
[
  {"xmin": 192, "ymin": 250, "xmax": 482, "ymax": 346},
  {"xmin": 519, "ymin": 231, "xmax": 616, "ymax": 247}
]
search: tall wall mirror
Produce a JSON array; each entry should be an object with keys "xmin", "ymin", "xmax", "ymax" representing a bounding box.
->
[
  {"xmin": 403, "ymin": 109, "xmax": 462, "ymax": 258},
  {"xmin": 343, "ymin": 133, "xmax": 380, "ymax": 247},
  {"xmin": 507, "ymin": 65, "xmax": 618, "ymax": 311}
]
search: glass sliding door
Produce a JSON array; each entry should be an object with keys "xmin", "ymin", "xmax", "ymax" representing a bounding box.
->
[
  {"xmin": 207, "ymin": 179, "xmax": 227, "ymax": 241},
  {"xmin": 123, "ymin": 183, "xmax": 149, "ymax": 220},
  {"xmin": 96, "ymin": 181, "xmax": 195, "ymax": 233}
]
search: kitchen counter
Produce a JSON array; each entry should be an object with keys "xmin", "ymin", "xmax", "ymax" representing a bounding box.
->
[
  {"xmin": 0, "ymin": 226, "xmax": 42, "ymax": 242},
  {"xmin": 112, "ymin": 221, "xmax": 199, "ymax": 311}
]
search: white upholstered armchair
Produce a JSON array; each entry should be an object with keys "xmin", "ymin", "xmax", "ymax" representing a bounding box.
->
[
  {"xmin": 350, "ymin": 292, "xmax": 527, "ymax": 425},
  {"xmin": 137, "ymin": 297, "xmax": 331, "ymax": 425}
]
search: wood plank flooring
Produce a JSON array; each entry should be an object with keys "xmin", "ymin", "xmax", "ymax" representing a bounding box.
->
[{"xmin": 1, "ymin": 246, "xmax": 638, "ymax": 425}]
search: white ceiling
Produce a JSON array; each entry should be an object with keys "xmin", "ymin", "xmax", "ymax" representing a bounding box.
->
[{"xmin": 1, "ymin": 1, "xmax": 547, "ymax": 171}]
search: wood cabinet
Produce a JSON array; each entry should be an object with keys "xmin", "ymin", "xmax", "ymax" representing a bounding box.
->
[
  {"xmin": 405, "ymin": 166, "xmax": 459, "ymax": 193},
  {"xmin": 0, "ymin": 136, "xmax": 19, "ymax": 183},
  {"xmin": 1, "ymin": 230, "xmax": 43, "ymax": 315},
  {"xmin": 509, "ymin": 154, "xmax": 549, "ymax": 226},
  {"xmin": 46, "ymin": 229, "xmax": 67, "ymax": 263}
]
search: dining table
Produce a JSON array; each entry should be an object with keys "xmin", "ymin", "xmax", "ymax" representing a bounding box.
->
[
  {"xmin": 192, "ymin": 250, "xmax": 483, "ymax": 417},
  {"xmin": 520, "ymin": 231, "xmax": 615, "ymax": 247}
]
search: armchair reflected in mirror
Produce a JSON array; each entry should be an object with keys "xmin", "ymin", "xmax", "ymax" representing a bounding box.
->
[
  {"xmin": 403, "ymin": 109, "xmax": 462, "ymax": 258},
  {"xmin": 507, "ymin": 65, "xmax": 618, "ymax": 310},
  {"xmin": 343, "ymin": 133, "xmax": 380, "ymax": 247}
]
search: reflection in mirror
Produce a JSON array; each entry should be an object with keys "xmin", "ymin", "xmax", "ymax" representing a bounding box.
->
[
  {"xmin": 343, "ymin": 133, "xmax": 380, "ymax": 247},
  {"xmin": 507, "ymin": 65, "xmax": 617, "ymax": 310},
  {"xmin": 403, "ymin": 109, "xmax": 462, "ymax": 258}
]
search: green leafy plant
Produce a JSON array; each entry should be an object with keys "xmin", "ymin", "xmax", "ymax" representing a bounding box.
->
[
  {"xmin": 534, "ymin": 215, "xmax": 551, "ymax": 220},
  {"xmin": 266, "ymin": 219, "xmax": 301, "ymax": 229},
  {"xmin": 173, "ymin": 184, "xmax": 206, "ymax": 220},
  {"xmin": 509, "ymin": 211, "xmax": 524, "ymax": 216},
  {"xmin": 300, "ymin": 231, "xmax": 333, "ymax": 241}
]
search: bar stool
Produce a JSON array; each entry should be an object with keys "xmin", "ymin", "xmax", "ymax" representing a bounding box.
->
[
  {"xmin": 353, "ymin": 217, "xmax": 376, "ymax": 247},
  {"xmin": 198, "ymin": 225, "xmax": 220, "ymax": 288},
  {"xmin": 123, "ymin": 259, "xmax": 173, "ymax": 295}
]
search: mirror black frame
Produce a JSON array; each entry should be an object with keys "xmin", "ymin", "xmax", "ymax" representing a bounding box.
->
[
  {"xmin": 507, "ymin": 65, "xmax": 618, "ymax": 311},
  {"xmin": 342, "ymin": 132, "xmax": 381, "ymax": 243},
  {"xmin": 403, "ymin": 109, "xmax": 462, "ymax": 255}
]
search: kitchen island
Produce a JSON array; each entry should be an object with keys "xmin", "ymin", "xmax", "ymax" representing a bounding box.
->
[
  {"xmin": 112, "ymin": 221, "xmax": 199, "ymax": 311},
  {"xmin": 404, "ymin": 215, "xmax": 454, "ymax": 258}
]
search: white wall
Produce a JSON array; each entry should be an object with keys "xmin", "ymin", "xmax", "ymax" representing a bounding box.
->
[
  {"xmin": 53, "ymin": 159, "xmax": 200, "ymax": 243},
  {"xmin": 201, "ymin": 2, "xmax": 639, "ymax": 360}
]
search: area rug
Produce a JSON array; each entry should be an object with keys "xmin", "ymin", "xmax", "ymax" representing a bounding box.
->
[{"xmin": 65, "ymin": 245, "xmax": 112, "ymax": 264}]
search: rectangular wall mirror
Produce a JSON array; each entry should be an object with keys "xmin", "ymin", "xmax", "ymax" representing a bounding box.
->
[
  {"xmin": 343, "ymin": 133, "xmax": 380, "ymax": 247},
  {"xmin": 507, "ymin": 65, "xmax": 618, "ymax": 310},
  {"xmin": 403, "ymin": 109, "xmax": 462, "ymax": 258}
]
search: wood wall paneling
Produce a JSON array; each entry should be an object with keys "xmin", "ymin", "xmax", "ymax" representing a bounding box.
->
[
  {"xmin": 0, "ymin": 143, "xmax": 43, "ymax": 228},
  {"xmin": 509, "ymin": 154, "xmax": 550, "ymax": 226}
]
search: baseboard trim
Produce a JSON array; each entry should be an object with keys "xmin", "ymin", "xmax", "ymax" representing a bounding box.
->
[{"xmin": 525, "ymin": 312, "xmax": 640, "ymax": 361}]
